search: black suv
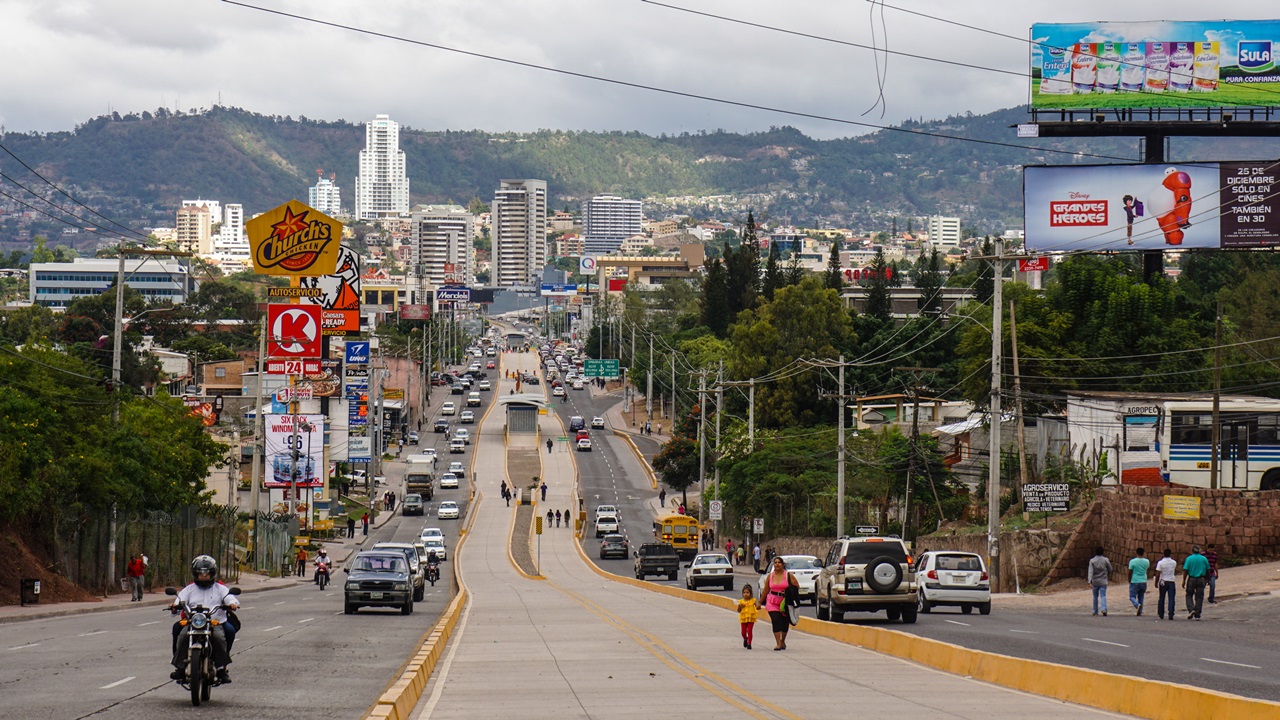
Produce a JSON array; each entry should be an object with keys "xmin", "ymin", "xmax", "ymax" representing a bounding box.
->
[
  {"xmin": 634, "ymin": 543, "xmax": 679, "ymax": 581},
  {"xmin": 343, "ymin": 551, "xmax": 414, "ymax": 615},
  {"xmin": 434, "ymin": 418, "xmax": 450, "ymax": 433}
]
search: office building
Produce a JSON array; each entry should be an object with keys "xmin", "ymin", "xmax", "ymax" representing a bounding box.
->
[
  {"xmin": 175, "ymin": 204, "xmax": 213, "ymax": 255},
  {"xmin": 354, "ymin": 114, "xmax": 409, "ymax": 220},
  {"xmin": 411, "ymin": 205, "xmax": 474, "ymax": 286},
  {"xmin": 209, "ymin": 203, "xmax": 250, "ymax": 274},
  {"xmin": 309, "ymin": 172, "xmax": 342, "ymax": 216},
  {"xmin": 927, "ymin": 216, "xmax": 962, "ymax": 249},
  {"xmin": 30, "ymin": 257, "xmax": 196, "ymax": 309},
  {"xmin": 582, "ymin": 194, "xmax": 642, "ymax": 255},
  {"xmin": 491, "ymin": 179, "xmax": 547, "ymax": 287}
]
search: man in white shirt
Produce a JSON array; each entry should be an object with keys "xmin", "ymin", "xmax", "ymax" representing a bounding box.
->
[
  {"xmin": 170, "ymin": 555, "xmax": 239, "ymax": 684},
  {"xmin": 1154, "ymin": 548, "xmax": 1178, "ymax": 621}
]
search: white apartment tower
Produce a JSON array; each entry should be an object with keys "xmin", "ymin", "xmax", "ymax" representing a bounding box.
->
[
  {"xmin": 927, "ymin": 216, "xmax": 962, "ymax": 249},
  {"xmin": 411, "ymin": 205, "xmax": 475, "ymax": 287},
  {"xmin": 582, "ymin": 194, "xmax": 643, "ymax": 255},
  {"xmin": 175, "ymin": 204, "xmax": 213, "ymax": 255},
  {"xmin": 210, "ymin": 203, "xmax": 250, "ymax": 274},
  {"xmin": 309, "ymin": 172, "xmax": 342, "ymax": 216},
  {"xmin": 354, "ymin": 114, "xmax": 409, "ymax": 220},
  {"xmin": 492, "ymin": 179, "xmax": 547, "ymax": 287}
]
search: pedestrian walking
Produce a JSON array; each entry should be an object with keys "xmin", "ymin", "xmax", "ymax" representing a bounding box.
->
[
  {"xmin": 708, "ymin": 526, "xmax": 715, "ymax": 549},
  {"xmin": 347, "ymin": 516, "xmax": 356, "ymax": 538},
  {"xmin": 547, "ymin": 438, "xmax": 554, "ymax": 454},
  {"xmin": 645, "ymin": 420, "xmax": 651, "ymax": 435},
  {"xmin": 388, "ymin": 491, "xmax": 396, "ymax": 512},
  {"xmin": 725, "ymin": 539, "xmax": 734, "ymax": 557},
  {"xmin": 555, "ymin": 509, "xmax": 562, "ymax": 528},
  {"xmin": 540, "ymin": 482, "xmax": 548, "ymax": 501},
  {"xmin": 737, "ymin": 584, "xmax": 758, "ymax": 650},
  {"xmin": 503, "ymin": 487, "xmax": 511, "ymax": 506},
  {"xmin": 1183, "ymin": 544, "xmax": 1210, "ymax": 620},
  {"xmin": 1154, "ymin": 548, "xmax": 1177, "ymax": 620},
  {"xmin": 659, "ymin": 488, "xmax": 666, "ymax": 507},
  {"xmin": 735, "ymin": 544, "xmax": 745, "ymax": 566},
  {"xmin": 656, "ymin": 423, "xmax": 662, "ymax": 436},
  {"xmin": 361, "ymin": 512, "xmax": 369, "ymax": 536},
  {"xmin": 759, "ymin": 556, "xmax": 798, "ymax": 651},
  {"xmin": 1128, "ymin": 547, "xmax": 1150, "ymax": 615},
  {"xmin": 126, "ymin": 553, "xmax": 146, "ymax": 601},
  {"xmin": 753, "ymin": 544, "xmax": 762, "ymax": 573},
  {"xmin": 294, "ymin": 546, "xmax": 308, "ymax": 578},
  {"xmin": 565, "ymin": 509, "xmax": 572, "ymax": 530},
  {"xmin": 546, "ymin": 509, "xmax": 554, "ymax": 528},
  {"xmin": 1088, "ymin": 546, "xmax": 1113, "ymax": 616},
  {"xmin": 1205, "ymin": 543, "xmax": 1219, "ymax": 604},
  {"xmin": 501, "ymin": 480, "xmax": 508, "ymax": 496}
]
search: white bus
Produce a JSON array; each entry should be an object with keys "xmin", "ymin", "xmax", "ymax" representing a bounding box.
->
[{"xmin": 1066, "ymin": 392, "xmax": 1280, "ymax": 491}]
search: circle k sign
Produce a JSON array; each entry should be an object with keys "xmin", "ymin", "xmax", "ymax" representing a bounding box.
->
[{"xmin": 268, "ymin": 304, "xmax": 323, "ymax": 359}]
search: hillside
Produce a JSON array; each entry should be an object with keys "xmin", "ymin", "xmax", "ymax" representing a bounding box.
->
[{"xmin": 2, "ymin": 105, "xmax": 1276, "ymax": 247}]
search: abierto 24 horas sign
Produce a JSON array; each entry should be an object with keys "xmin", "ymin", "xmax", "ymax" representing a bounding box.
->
[
  {"xmin": 1030, "ymin": 20, "xmax": 1280, "ymax": 110},
  {"xmin": 1023, "ymin": 161, "xmax": 1280, "ymax": 252}
]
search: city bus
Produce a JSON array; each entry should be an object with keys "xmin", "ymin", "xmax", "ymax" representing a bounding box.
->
[
  {"xmin": 1068, "ymin": 392, "xmax": 1280, "ymax": 490},
  {"xmin": 653, "ymin": 514, "xmax": 701, "ymax": 559}
]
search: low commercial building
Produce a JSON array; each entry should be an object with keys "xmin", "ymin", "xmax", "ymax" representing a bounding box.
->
[{"xmin": 30, "ymin": 257, "xmax": 196, "ymax": 309}]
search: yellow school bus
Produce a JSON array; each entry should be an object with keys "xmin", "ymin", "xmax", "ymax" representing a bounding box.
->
[{"xmin": 653, "ymin": 514, "xmax": 700, "ymax": 559}]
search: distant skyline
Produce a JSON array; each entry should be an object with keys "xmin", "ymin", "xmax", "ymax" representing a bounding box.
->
[{"xmin": 1, "ymin": 1, "xmax": 1271, "ymax": 140}]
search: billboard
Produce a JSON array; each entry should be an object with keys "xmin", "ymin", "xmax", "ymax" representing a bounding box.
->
[
  {"xmin": 399, "ymin": 304, "xmax": 432, "ymax": 320},
  {"xmin": 1031, "ymin": 21, "xmax": 1280, "ymax": 110},
  {"xmin": 295, "ymin": 244, "xmax": 361, "ymax": 334},
  {"xmin": 1024, "ymin": 162, "xmax": 1280, "ymax": 251},
  {"xmin": 267, "ymin": 304, "xmax": 323, "ymax": 359},
  {"xmin": 247, "ymin": 200, "xmax": 342, "ymax": 276},
  {"xmin": 264, "ymin": 414, "xmax": 325, "ymax": 488}
]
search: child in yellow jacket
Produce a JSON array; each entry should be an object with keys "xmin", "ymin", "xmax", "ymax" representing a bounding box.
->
[{"xmin": 736, "ymin": 584, "xmax": 758, "ymax": 649}]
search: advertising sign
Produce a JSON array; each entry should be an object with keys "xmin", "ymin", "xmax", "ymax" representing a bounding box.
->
[
  {"xmin": 344, "ymin": 341, "xmax": 370, "ymax": 365},
  {"xmin": 247, "ymin": 200, "xmax": 341, "ymax": 277},
  {"xmin": 540, "ymin": 283, "xmax": 577, "ymax": 297},
  {"xmin": 295, "ymin": 244, "xmax": 361, "ymax": 334},
  {"xmin": 267, "ymin": 304, "xmax": 323, "ymax": 359},
  {"xmin": 579, "ymin": 256, "xmax": 597, "ymax": 273},
  {"xmin": 1018, "ymin": 257, "xmax": 1050, "ymax": 272},
  {"xmin": 1163, "ymin": 494, "xmax": 1202, "ymax": 520},
  {"xmin": 1023, "ymin": 483, "xmax": 1071, "ymax": 513},
  {"xmin": 399, "ymin": 304, "xmax": 432, "ymax": 321},
  {"xmin": 301, "ymin": 359, "xmax": 342, "ymax": 398},
  {"xmin": 182, "ymin": 396, "xmax": 222, "ymax": 427},
  {"xmin": 347, "ymin": 436, "xmax": 372, "ymax": 464},
  {"xmin": 436, "ymin": 287, "xmax": 471, "ymax": 302},
  {"xmin": 266, "ymin": 359, "xmax": 321, "ymax": 375},
  {"xmin": 1024, "ymin": 162, "xmax": 1280, "ymax": 251},
  {"xmin": 607, "ymin": 278, "xmax": 628, "ymax": 292},
  {"xmin": 264, "ymin": 414, "xmax": 325, "ymax": 488},
  {"xmin": 1031, "ymin": 21, "xmax": 1280, "ymax": 110}
]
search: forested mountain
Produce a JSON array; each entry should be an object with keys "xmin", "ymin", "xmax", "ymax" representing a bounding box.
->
[{"xmin": 2, "ymin": 105, "xmax": 1275, "ymax": 247}]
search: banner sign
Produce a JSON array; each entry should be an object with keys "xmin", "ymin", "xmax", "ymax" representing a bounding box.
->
[
  {"xmin": 1024, "ymin": 162, "xmax": 1280, "ymax": 251},
  {"xmin": 296, "ymin": 244, "xmax": 361, "ymax": 335},
  {"xmin": 607, "ymin": 278, "xmax": 627, "ymax": 292},
  {"xmin": 541, "ymin": 283, "xmax": 577, "ymax": 297},
  {"xmin": 1031, "ymin": 20, "xmax": 1280, "ymax": 110},
  {"xmin": 267, "ymin": 304, "xmax": 323, "ymax": 359},
  {"xmin": 1023, "ymin": 483, "xmax": 1071, "ymax": 513},
  {"xmin": 264, "ymin": 414, "xmax": 325, "ymax": 488},
  {"xmin": 1018, "ymin": 257, "xmax": 1050, "ymax": 272},
  {"xmin": 247, "ymin": 200, "xmax": 341, "ymax": 277}
]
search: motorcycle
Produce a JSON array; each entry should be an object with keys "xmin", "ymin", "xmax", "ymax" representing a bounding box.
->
[
  {"xmin": 166, "ymin": 586, "xmax": 241, "ymax": 707},
  {"xmin": 316, "ymin": 564, "xmax": 331, "ymax": 590},
  {"xmin": 426, "ymin": 561, "xmax": 440, "ymax": 586}
]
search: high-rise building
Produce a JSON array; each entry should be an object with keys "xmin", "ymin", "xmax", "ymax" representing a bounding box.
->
[
  {"xmin": 210, "ymin": 203, "xmax": 250, "ymax": 274},
  {"xmin": 927, "ymin": 216, "xmax": 962, "ymax": 249},
  {"xmin": 491, "ymin": 179, "xmax": 547, "ymax": 287},
  {"xmin": 411, "ymin": 205, "xmax": 474, "ymax": 287},
  {"xmin": 582, "ymin": 194, "xmax": 642, "ymax": 255},
  {"xmin": 354, "ymin": 114, "xmax": 409, "ymax": 220},
  {"xmin": 175, "ymin": 204, "xmax": 213, "ymax": 255},
  {"xmin": 309, "ymin": 172, "xmax": 342, "ymax": 216}
]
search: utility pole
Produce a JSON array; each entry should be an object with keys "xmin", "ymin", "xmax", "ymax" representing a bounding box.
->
[
  {"xmin": 748, "ymin": 378, "xmax": 755, "ymax": 448},
  {"xmin": 697, "ymin": 369, "xmax": 707, "ymax": 523},
  {"xmin": 714, "ymin": 361, "xmax": 723, "ymax": 543},
  {"xmin": 895, "ymin": 366, "xmax": 941, "ymax": 543},
  {"xmin": 1010, "ymin": 300, "xmax": 1031, "ymax": 519},
  {"xmin": 646, "ymin": 334, "xmax": 654, "ymax": 420},
  {"xmin": 1211, "ymin": 300, "xmax": 1223, "ymax": 489},
  {"xmin": 837, "ymin": 357, "xmax": 846, "ymax": 539},
  {"xmin": 988, "ymin": 238, "xmax": 1004, "ymax": 594},
  {"xmin": 670, "ymin": 352, "xmax": 676, "ymax": 420},
  {"xmin": 249, "ymin": 316, "xmax": 266, "ymax": 571}
]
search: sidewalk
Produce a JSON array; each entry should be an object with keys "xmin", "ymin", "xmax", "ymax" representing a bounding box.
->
[{"xmin": 997, "ymin": 558, "xmax": 1280, "ymax": 611}]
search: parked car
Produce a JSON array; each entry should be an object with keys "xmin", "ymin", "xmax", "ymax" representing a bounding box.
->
[
  {"xmin": 343, "ymin": 551, "xmax": 413, "ymax": 615},
  {"xmin": 815, "ymin": 536, "xmax": 917, "ymax": 624},
  {"xmin": 437, "ymin": 500, "xmax": 460, "ymax": 519},
  {"xmin": 401, "ymin": 493, "xmax": 426, "ymax": 516},
  {"xmin": 756, "ymin": 555, "xmax": 823, "ymax": 605},
  {"xmin": 460, "ymin": 410, "xmax": 475, "ymax": 424},
  {"xmin": 591, "ymin": 416, "xmax": 605, "ymax": 429},
  {"xmin": 442, "ymin": 402, "xmax": 457, "ymax": 416},
  {"xmin": 685, "ymin": 553, "xmax": 734, "ymax": 591},
  {"xmin": 915, "ymin": 551, "xmax": 991, "ymax": 615},
  {"xmin": 599, "ymin": 534, "xmax": 630, "ymax": 559}
]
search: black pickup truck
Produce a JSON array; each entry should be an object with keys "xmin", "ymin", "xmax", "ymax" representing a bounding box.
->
[{"xmin": 634, "ymin": 543, "xmax": 680, "ymax": 581}]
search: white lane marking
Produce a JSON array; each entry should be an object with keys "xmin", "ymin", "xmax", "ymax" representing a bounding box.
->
[
  {"xmin": 100, "ymin": 676, "xmax": 135, "ymax": 689},
  {"xmin": 136, "ymin": 621, "xmax": 160, "ymax": 627},
  {"xmin": 7, "ymin": 643, "xmax": 39, "ymax": 650},
  {"xmin": 944, "ymin": 620, "xmax": 970, "ymax": 626},
  {"xmin": 298, "ymin": 617, "xmax": 314, "ymax": 623},
  {"xmin": 274, "ymin": 600, "xmax": 287, "ymax": 605},
  {"xmin": 1082, "ymin": 638, "xmax": 1130, "ymax": 648},
  {"xmin": 333, "ymin": 611, "xmax": 344, "ymax": 615},
  {"xmin": 262, "ymin": 625, "xmax": 282, "ymax": 632},
  {"xmin": 1008, "ymin": 629, "xmax": 1038, "ymax": 634},
  {"xmin": 1202, "ymin": 657, "xmax": 1262, "ymax": 669},
  {"xmin": 78, "ymin": 631, "xmax": 107, "ymax": 637}
]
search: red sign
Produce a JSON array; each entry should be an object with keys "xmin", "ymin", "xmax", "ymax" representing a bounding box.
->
[
  {"xmin": 266, "ymin": 359, "xmax": 322, "ymax": 375},
  {"xmin": 267, "ymin": 304, "xmax": 322, "ymax": 359},
  {"xmin": 1018, "ymin": 257, "xmax": 1049, "ymax": 272},
  {"xmin": 400, "ymin": 304, "xmax": 432, "ymax": 321},
  {"xmin": 1049, "ymin": 200, "xmax": 1108, "ymax": 227},
  {"xmin": 607, "ymin": 278, "xmax": 627, "ymax": 292}
]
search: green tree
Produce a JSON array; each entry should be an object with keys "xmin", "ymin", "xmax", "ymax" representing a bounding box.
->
[
  {"xmin": 916, "ymin": 248, "xmax": 944, "ymax": 316},
  {"xmin": 699, "ymin": 257, "xmax": 731, "ymax": 337},
  {"xmin": 824, "ymin": 240, "xmax": 843, "ymax": 290},
  {"xmin": 724, "ymin": 211, "xmax": 761, "ymax": 316},
  {"xmin": 762, "ymin": 241, "xmax": 783, "ymax": 301},
  {"xmin": 786, "ymin": 247, "xmax": 804, "ymax": 286},
  {"xmin": 862, "ymin": 249, "xmax": 891, "ymax": 322}
]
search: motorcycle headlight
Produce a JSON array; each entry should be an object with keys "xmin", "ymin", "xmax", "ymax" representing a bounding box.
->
[
  {"xmin": 394, "ymin": 582, "xmax": 409, "ymax": 591},
  {"xmin": 191, "ymin": 613, "xmax": 209, "ymax": 629}
]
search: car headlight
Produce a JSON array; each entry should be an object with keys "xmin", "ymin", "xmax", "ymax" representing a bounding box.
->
[
  {"xmin": 345, "ymin": 582, "xmax": 359, "ymax": 591},
  {"xmin": 394, "ymin": 582, "xmax": 409, "ymax": 591}
]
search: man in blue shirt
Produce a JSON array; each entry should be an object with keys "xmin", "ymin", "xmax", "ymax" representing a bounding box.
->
[{"xmin": 1182, "ymin": 545, "xmax": 1211, "ymax": 620}]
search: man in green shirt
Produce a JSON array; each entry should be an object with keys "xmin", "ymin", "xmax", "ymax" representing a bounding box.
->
[
  {"xmin": 1182, "ymin": 545, "xmax": 1210, "ymax": 620},
  {"xmin": 1128, "ymin": 547, "xmax": 1150, "ymax": 616}
]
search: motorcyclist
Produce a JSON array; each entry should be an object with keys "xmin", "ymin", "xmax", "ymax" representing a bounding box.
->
[
  {"xmin": 314, "ymin": 548, "xmax": 332, "ymax": 587},
  {"xmin": 426, "ymin": 549, "xmax": 440, "ymax": 581},
  {"xmin": 170, "ymin": 555, "xmax": 238, "ymax": 684}
]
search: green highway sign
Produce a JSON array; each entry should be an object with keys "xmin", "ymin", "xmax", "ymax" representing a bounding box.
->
[{"xmin": 582, "ymin": 359, "xmax": 620, "ymax": 378}]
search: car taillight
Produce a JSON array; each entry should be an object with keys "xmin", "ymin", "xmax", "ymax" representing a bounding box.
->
[
  {"xmin": 927, "ymin": 570, "xmax": 938, "ymax": 580},
  {"xmin": 980, "ymin": 571, "xmax": 989, "ymax": 581}
]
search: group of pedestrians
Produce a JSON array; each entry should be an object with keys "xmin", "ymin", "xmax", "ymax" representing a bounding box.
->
[
  {"xmin": 700, "ymin": 526, "xmax": 717, "ymax": 550},
  {"xmin": 382, "ymin": 491, "xmax": 396, "ymax": 512},
  {"xmin": 637, "ymin": 421, "xmax": 661, "ymax": 436},
  {"xmin": 545, "ymin": 508, "xmax": 573, "ymax": 528},
  {"xmin": 1088, "ymin": 544, "xmax": 1220, "ymax": 620}
]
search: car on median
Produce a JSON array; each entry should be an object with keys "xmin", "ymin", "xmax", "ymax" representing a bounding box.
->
[
  {"xmin": 343, "ymin": 551, "xmax": 414, "ymax": 615},
  {"xmin": 437, "ymin": 500, "xmax": 460, "ymax": 519},
  {"xmin": 757, "ymin": 554, "xmax": 823, "ymax": 605},
  {"xmin": 915, "ymin": 551, "xmax": 991, "ymax": 615},
  {"xmin": 685, "ymin": 552, "xmax": 734, "ymax": 591},
  {"xmin": 599, "ymin": 534, "xmax": 630, "ymax": 560}
]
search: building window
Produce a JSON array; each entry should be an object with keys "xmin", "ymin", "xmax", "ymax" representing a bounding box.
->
[{"xmin": 215, "ymin": 368, "xmax": 227, "ymax": 378}]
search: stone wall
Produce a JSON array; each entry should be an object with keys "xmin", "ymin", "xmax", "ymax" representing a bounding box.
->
[{"xmin": 1046, "ymin": 486, "xmax": 1280, "ymax": 585}]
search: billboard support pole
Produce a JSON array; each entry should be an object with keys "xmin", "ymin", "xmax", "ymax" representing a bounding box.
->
[
  {"xmin": 1143, "ymin": 131, "xmax": 1166, "ymax": 284},
  {"xmin": 250, "ymin": 316, "xmax": 266, "ymax": 572},
  {"xmin": 988, "ymin": 239, "xmax": 1004, "ymax": 594}
]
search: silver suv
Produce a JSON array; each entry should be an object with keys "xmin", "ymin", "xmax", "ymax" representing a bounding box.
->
[{"xmin": 815, "ymin": 536, "xmax": 918, "ymax": 624}]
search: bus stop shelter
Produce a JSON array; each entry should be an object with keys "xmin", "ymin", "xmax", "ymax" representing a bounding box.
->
[{"xmin": 499, "ymin": 394, "xmax": 547, "ymax": 433}]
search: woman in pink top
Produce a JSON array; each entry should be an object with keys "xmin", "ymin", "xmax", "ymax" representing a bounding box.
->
[{"xmin": 757, "ymin": 556, "xmax": 799, "ymax": 650}]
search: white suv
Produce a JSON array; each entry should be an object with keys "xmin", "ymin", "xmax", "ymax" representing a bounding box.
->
[{"xmin": 815, "ymin": 536, "xmax": 918, "ymax": 624}]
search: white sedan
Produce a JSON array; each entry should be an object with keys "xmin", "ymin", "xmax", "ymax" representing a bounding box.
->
[
  {"xmin": 685, "ymin": 553, "xmax": 735, "ymax": 591},
  {"xmin": 916, "ymin": 551, "xmax": 991, "ymax": 615},
  {"xmin": 590, "ymin": 416, "xmax": 605, "ymax": 429},
  {"xmin": 419, "ymin": 527, "xmax": 444, "ymax": 542},
  {"xmin": 552, "ymin": 386, "xmax": 565, "ymax": 397},
  {"xmin": 422, "ymin": 536, "xmax": 447, "ymax": 560},
  {"xmin": 478, "ymin": 380, "xmax": 491, "ymax": 391},
  {"xmin": 442, "ymin": 402, "xmax": 457, "ymax": 416},
  {"xmin": 439, "ymin": 473, "xmax": 460, "ymax": 489},
  {"xmin": 436, "ymin": 501, "xmax": 460, "ymax": 519},
  {"xmin": 757, "ymin": 555, "xmax": 823, "ymax": 605}
]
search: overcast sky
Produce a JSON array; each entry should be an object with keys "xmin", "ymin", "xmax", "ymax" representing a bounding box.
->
[{"xmin": 0, "ymin": 1, "xmax": 1269, "ymax": 139}]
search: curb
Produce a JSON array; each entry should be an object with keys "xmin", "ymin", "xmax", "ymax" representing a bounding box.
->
[{"xmin": 0, "ymin": 579, "xmax": 300, "ymax": 625}]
